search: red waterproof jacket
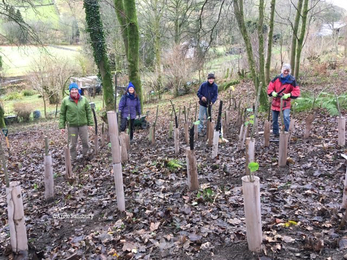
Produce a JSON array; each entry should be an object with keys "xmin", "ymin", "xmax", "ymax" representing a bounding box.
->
[{"xmin": 267, "ymin": 75, "xmax": 300, "ymax": 111}]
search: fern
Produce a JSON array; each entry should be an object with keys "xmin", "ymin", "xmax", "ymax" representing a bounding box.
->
[{"xmin": 294, "ymin": 92, "xmax": 347, "ymax": 116}]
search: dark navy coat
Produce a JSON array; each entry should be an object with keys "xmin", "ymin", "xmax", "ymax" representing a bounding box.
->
[{"xmin": 197, "ymin": 81, "xmax": 218, "ymax": 107}]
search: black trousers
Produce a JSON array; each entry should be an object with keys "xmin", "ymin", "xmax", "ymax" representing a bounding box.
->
[{"xmin": 120, "ymin": 118, "xmax": 135, "ymax": 140}]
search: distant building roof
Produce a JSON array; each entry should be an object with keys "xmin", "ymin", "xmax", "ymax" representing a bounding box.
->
[{"xmin": 317, "ymin": 21, "xmax": 346, "ymax": 36}]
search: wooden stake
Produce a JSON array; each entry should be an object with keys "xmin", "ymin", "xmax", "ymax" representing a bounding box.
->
[
  {"xmin": 242, "ymin": 176, "xmax": 262, "ymax": 252},
  {"xmin": 169, "ymin": 121, "xmax": 173, "ymax": 139},
  {"xmin": 207, "ymin": 122, "xmax": 215, "ymax": 147},
  {"xmin": 148, "ymin": 126, "xmax": 153, "ymax": 142},
  {"xmin": 304, "ymin": 114, "xmax": 315, "ymax": 139},
  {"xmin": 342, "ymin": 156, "xmax": 347, "ymax": 209},
  {"xmin": 94, "ymin": 135, "xmax": 99, "ymax": 155},
  {"xmin": 194, "ymin": 124, "xmax": 198, "ymax": 140},
  {"xmin": 288, "ymin": 119, "xmax": 295, "ymax": 141},
  {"xmin": 119, "ymin": 132, "xmax": 128, "ymax": 163},
  {"xmin": 64, "ymin": 147, "xmax": 73, "ymax": 179},
  {"xmin": 107, "ymin": 111, "xmax": 125, "ymax": 211},
  {"xmin": 223, "ymin": 111, "xmax": 230, "ymax": 136},
  {"xmin": 107, "ymin": 111, "xmax": 121, "ymax": 164},
  {"xmin": 6, "ymin": 181, "xmax": 28, "ymax": 253},
  {"xmin": 278, "ymin": 132, "xmax": 289, "ymax": 167},
  {"xmin": 238, "ymin": 124, "xmax": 249, "ymax": 150},
  {"xmin": 152, "ymin": 105, "xmax": 159, "ymax": 145},
  {"xmin": 211, "ymin": 130, "xmax": 219, "ymax": 159},
  {"xmin": 338, "ymin": 117, "xmax": 345, "ymax": 146},
  {"xmin": 245, "ymin": 138, "xmax": 255, "ymax": 175},
  {"xmin": 64, "ymin": 128, "xmax": 74, "ymax": 180},
  {"xmin": 264, "ymin": 120, "xmax": 270, "ymax": 147},
  {"xmin": 174, "ymin": 128, "xmax": 179, "ymax": 155},
  {"xmin": 44, "ymin": 155, "xmax": 54, "ymax": 200},
  {"xmin": 186, "ymin": 149, "xmax": 199, "ymax": 191},
  {"xmin": 151, "ymin": 126, "xmax": 156, "ymax": 145},
  {"xmin": 101, "ymin": 123, "xmax": 105, "ymax": 147},
  {"xmin": 113, "ymin": 163, "xmax": 125, "ymax": 211},
  {"xmin": 184, "ymin": 123, "xmax": 189, "ymax": 144}
]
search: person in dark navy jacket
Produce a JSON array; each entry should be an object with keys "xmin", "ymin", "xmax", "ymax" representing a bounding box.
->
[{"xmin": 196, "ymin": 73, "xmax": 218, "ymax": 136}]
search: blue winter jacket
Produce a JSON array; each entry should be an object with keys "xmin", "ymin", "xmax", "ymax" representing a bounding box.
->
[
  {"xmin": 197, "ymin": 81, "xmax": 218, "ymax": 107},
  {"xmin": 118, "ymin": 94, "xmax": 141, "ymax": 119}
]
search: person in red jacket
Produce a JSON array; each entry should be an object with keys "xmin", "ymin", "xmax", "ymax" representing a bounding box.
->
[{"xmin": 267, "ymin": 64, "xmax": 300, "ymax": 137}]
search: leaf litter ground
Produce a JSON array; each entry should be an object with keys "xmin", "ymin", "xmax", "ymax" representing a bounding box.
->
[{"xmin": 1, "ymin": 92, "xmax": 347, "ymax": 259}]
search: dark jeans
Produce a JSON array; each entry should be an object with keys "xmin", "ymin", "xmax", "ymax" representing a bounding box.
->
[
  {"xmin": 120, "ymin": 118, "xmax": 135, "ymax": 140},
  {"xmin": 272, "ymin": 109, "xmax": 290, "ymax": 135}
]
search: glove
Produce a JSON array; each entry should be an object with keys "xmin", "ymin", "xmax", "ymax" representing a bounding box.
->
[
  {"xmin": 272, "ymin": 91, "xmax": 278, "ymax": 97},
  {"xmin": 282, "ymin": 93, "xmax": 291, "ymax": 100}
]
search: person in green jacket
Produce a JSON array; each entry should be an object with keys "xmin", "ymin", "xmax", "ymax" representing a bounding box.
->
[{"xmin": 59, "ymin": 83, "xmax": 94, "ymax": 161}]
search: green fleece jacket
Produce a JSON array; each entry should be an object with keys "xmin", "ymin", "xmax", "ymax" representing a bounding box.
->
[{"xmin": 59, "ymin": 95, "xmax": 94, "ymax": 129}]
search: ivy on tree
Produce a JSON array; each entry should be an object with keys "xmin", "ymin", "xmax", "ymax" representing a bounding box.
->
[{"xmin": 83, "ymin": 0, "xmax": 114, "ymax": 112}]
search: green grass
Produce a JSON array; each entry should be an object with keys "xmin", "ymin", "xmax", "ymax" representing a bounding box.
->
[
  {"xmin": 3, "ymin": 93, "xmax": 104, "ymax": 116},
  {"xmin": 0, "ymin": 45, "xmax": 82, "ymax": 76},
  {"xmin": 20, "ymin": 0, "xmax": 60, "ymax": 28}
]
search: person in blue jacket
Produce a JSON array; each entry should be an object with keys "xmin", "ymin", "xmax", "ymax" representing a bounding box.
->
[
  {"xmin": 118, "ymin": 82, "xmax": 141, "ymax": 140},
  {"xmin": 197, "ymin": 73, "xmax": 218, "ymax": 136}
]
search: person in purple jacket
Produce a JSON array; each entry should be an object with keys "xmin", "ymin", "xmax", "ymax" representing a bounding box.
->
[{"xmin": 118, "ymin": 82, "xmax": 141, "ymax": 140}]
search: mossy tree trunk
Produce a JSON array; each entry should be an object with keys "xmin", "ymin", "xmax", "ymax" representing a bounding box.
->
[
  {"xmin": 233, "ymin": 0, "xmax": 267, "ymax": 108},
  {"xmin": 114, "ymin": 0, "xmax": 143, "ymax": 108},
  {"xmin": 294, "ymin": 0, "xmax": 309, "ymax": 79},
  {"xmin": 114, "ymin": 0, "xmax": 129, "ymax": 58},
  {"xmin": 265, "ymin": 0, "xmax": 276, "ymax": 84},
  {"xmin": 290, "ymin": 0, "xmax": 304, "ymax": 74},
  {"xmin": 257, "ymin": 0, "xmax": 266, "ymax": 99},
  {"xmin": 84, "ymin": 0, "xmax": 114, "ymax": 112},
  {"xmin": 0, "ymin": 105, "xmax": 5, "ymax": 128},
  {"xmin": 153, "ymin": 0, "xmax": 162, "ymax": 99}
]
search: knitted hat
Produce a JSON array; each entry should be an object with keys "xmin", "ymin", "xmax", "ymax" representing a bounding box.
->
[
  {"xmin": 127, "ymin": 82, "xmax": 135, "ymax": 91},
  {"xmin": 207, "ymin": 73, "xmax": 215, "ymax": 79},
  {"xmin": 69, "ymin": 82, "xmax": 78, "ymax": 92},
  {"xmin": 281, "ymin": 64, "xmax": 291, "ymax": 74}
]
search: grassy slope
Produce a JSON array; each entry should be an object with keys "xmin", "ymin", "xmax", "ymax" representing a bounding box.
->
[
  {"xmin": 4, "ymin": 93, "xmax": 104, "ymax": 116},
  {"xmin": 0, "ymin": 45, "xmax": 82, "ymax": 76}
]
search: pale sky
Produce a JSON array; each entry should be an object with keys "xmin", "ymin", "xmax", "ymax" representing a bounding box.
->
[{"xmin": 327, "ymin": 0, "xmax": 347, "ymax": 10}]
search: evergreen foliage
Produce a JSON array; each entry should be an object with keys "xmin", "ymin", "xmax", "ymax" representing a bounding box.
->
[
  {"xmin": 294, "ymin": 92, "xmax": 347, "ymax": 116},
  {"xmin": 84, "ymin": 0, "xmax": 114, "ymax": 112}
]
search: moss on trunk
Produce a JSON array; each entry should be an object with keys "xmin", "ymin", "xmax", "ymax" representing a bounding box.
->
[{"xmin": 84, "ymin": 0, "xmax": 114, "ymax": 112}]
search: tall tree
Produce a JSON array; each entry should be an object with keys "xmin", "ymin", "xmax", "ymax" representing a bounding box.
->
[
  {"xmin": 290, "ymin": 0, "xmax": 304, "ymax": 74},
  {"xmin": 265, "ymin": 0, "xmax": 276, "ymax": 84},
  {"xmin": 84, "ymin": 0, "xmax": 114, "ymax": 111},
  {"xmin": 258, "ymin": 0, "xmax": 265, "ymax": 93},
  {"xmin": 114, "ymin": 0, "xmax": 142, "ymax": 105},
  {"xmin": 294, "ymin": 0, "xmax": 309, "ymax": 79},
  {"xmin": 233, "ymin": 0, "xmax": 267, "ymax": 107}
]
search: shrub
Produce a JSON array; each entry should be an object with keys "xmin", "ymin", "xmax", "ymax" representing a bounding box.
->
[
  {"xmin": 13, "ymin": 103, "xmax": 32, "ymax": 122},
  {"xmin": 22, "ymin": 89, "xmax": 36, "ymax": 96},
  {"xmin": 4, "ymin": 92, "xmax": 23, "ymax": 101}
]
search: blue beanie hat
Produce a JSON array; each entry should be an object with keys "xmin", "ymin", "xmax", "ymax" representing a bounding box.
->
[
  {"xmin": 69, "ymin": 83, "xmax": 78, "ymax": 92},
  {"xmin": 127, "ymin": 82, "xmax": 135, "ymax": 91}
]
